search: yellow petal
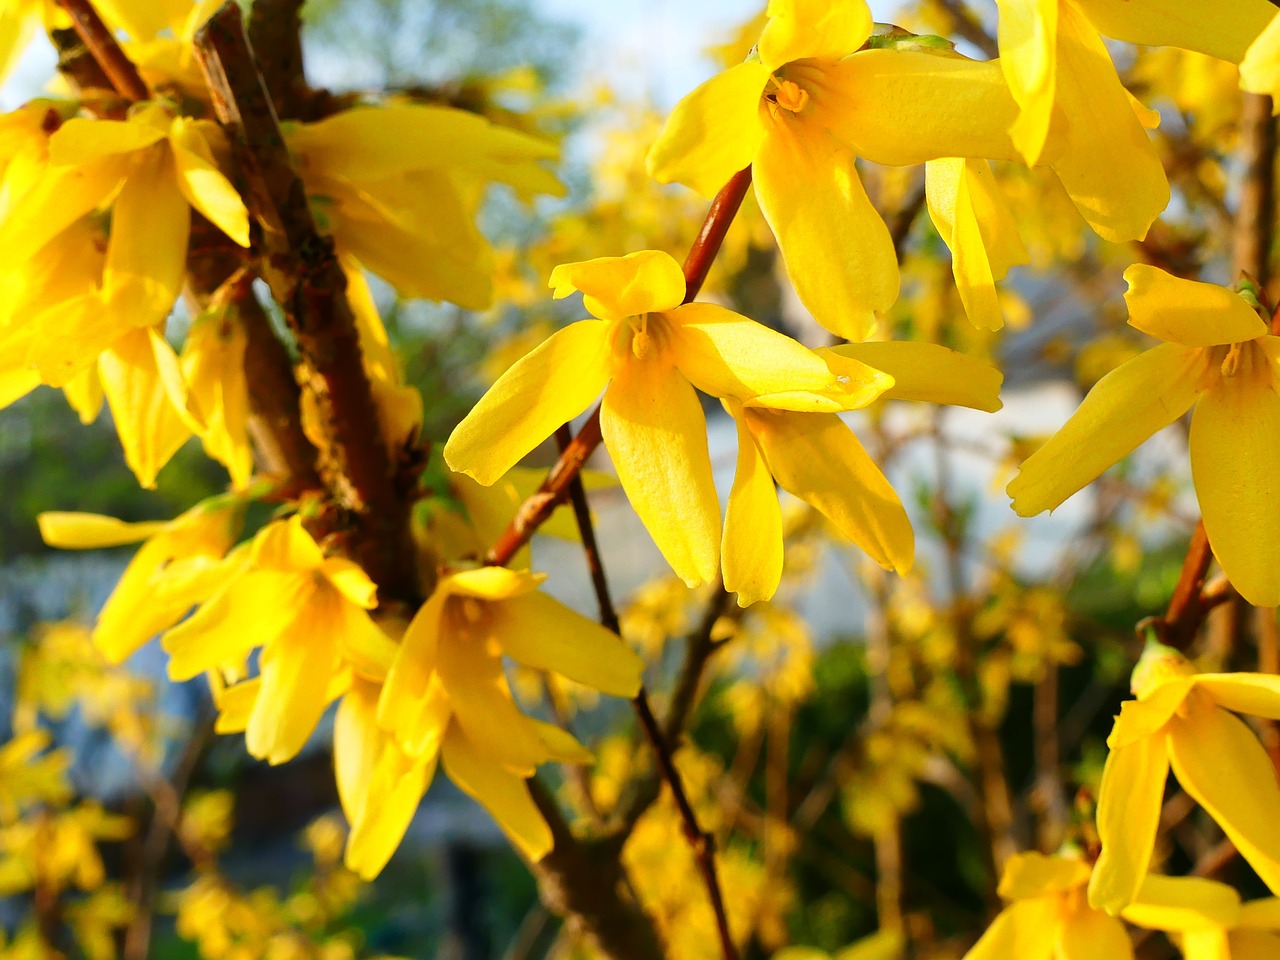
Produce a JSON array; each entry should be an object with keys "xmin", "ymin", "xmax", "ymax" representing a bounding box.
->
[
  {"xmin": 1180, "ymin": 929, "xmax": 1231, "ymax": 960},
  {"xmin": 443, "ymin": 319, "xmax": 610, "ymax": 485},
  {"xmin": 754, "ymin": 118, "xmax": 896, "ymax": 342},
  {"xmin": 1168, "ymin": 697, "xmax": 1280, "ymax": 896},
  {"xmin": 286, "ymin": 103, "xmax": 557, "ymax": 183},
  {"xmin": 103, "ymin": 150, "xmax": 189, "ymax": 328},
  {"xmin": 995, "ymin": 0, "xmax": 1058, "ymax": 165},
  {"xmin": 548, "ymin": 250, "xmax": 686, "ymax": 321},
  {"xmin": 0, "ymin": 365, "xmax": 38, "ymax": 411},
  {"xmin": 1122, "ymin": 874, "xmax": 1242, "ymax": 931},
  {"xmin": 378, "ymin": 590, "xmax": 445, "ymax": 732},
  {"xmin": 670, "ymin": 301, "xmax": 845, "ymax": 403},
  {"xmin": 996, "ymin": 851, "xmax": 1090, "ymax": 900},
  {"xmin": 1242, "ymin": 14, "xmax": 1280, "ymax": 102},
  {"xmin": 1007, "ymin": 343, "xmax": 1207, "ymax": 517},
  {"xmin": 815, "ymin": 51, "xmax": 1031, "ymax": 166},
  {"xmin": 1239, "ymin": 898, "xmax": 1280, "ymax": 929},
  {"xmin": 722, "ymin": 410, "xmax": 784, "ymax": 606},
  {"xmin": 246, "ymin": 588, "xmax": 343, "ymax": 764},
  {"xmin": 1056, "ymin": 909, "xmax": 1132, "ymax": 960},
  {"xmin": 0, "ymin": 155, "xmax": 128, "ymax": 262},
  {"xmin": 823, "ymin": 342, "xmax": 1003, "ymax": 412},
  {"xmin": 1230, "ymin": 930, "xmax": 1280, "ymax": 959},
  {"xmin": 212, "ymin": 677, "xmax": 259, "ymax": 734},
  {"xmin": 162, "ymin": 571, "xmax": 306, "ymax": 680},
  {"xmin": 495, "ymin": 591, "xmax": 643, "ymax": 697},
  {"xmin": 925, "ymin": 157, "xmax": 1028, "ymax": 331},
  {"xmin": 61, "ymin": 364, "xmax": 103, "ymax": 424},
  {"xmin": 961, "ymin": 899, "xmax": 1059, "ymax": 960},
  {"xmin": 757, "ymin": 0, "xmax": 873, "ymax": 71},
  {"xmin": 27, "ymin": 293, "xmax": 129, "ymax": 388},
  {"xmin": 747, "ymin": 409, "xmax": 913, "ymax": 574},
  {"xmin": 1124, "ymin": 265, "xmax": 1267, "ymax": 347},
  {"xmin": 37, "ymin": 513, "xmax": 167, "ymax": 549},
  {"xmin": 446, "ymin": 567, "xmax": 545, "ymax": 601},
  {"xmin": 98, "ymin": 327, "xmax": 194, "ymax": 489},
  {"xmin": 530, "ymin": 719, "xmax": 594, "ymax": 765},
  {"xmin": 1074, "ymin": 0, "xmax": 1274, "ymax": 63},
  {"xmin": 1190, "ymin": 362, "xmax": 1280, "ymax": 607},
  {"xmin": 95, "ymin": 546, "xmax": 218, "ymax": 664},
  {"xmin": 1194, "ymin": 674, "xmax": 1280, "ymax": 722},
  {"xmin": 600, "ymin": 357, "xmax": 720, "ymax": 588},
  {"xmin": 435, "ymin": 603, "xmax": 549, "ymax": 774},
  {"xmin": 1087, "ymin": 733, "xmax": 1169, "ymax": 914},
  {"xmin": 1106, "ymin": 681, "xmax": 1194, "ymax": 749},
  {"xmin": 646, "ymin": 61, "xmax": 770, "ymax": 200},
  {"xmin": 168, "ymin": 117, "xmax": 249, "ymax": 247},
  {"xmin": 48, "ymin": 117, "xmax": 166, "ymax": 164},
  {"xmin": 320, "ymin": 557, "xmax": 378, "ymax": 609},
  {"xmin": 1049, "ymin": 1, "xmax": 1169, "ymax": 242},
  {"xmin": 440, "ymin": 723, "xmax": 553, "ymax": 862},
  {"xmin": 181, "ymin": 307, "xmax": 252, "ymax": 489},
  {"xmin": 252, "ymin": 515, "xmax": 326, "ymax": 572}
]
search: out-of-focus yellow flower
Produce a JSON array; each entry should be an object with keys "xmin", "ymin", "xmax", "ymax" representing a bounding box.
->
[
  {"xmin": 163, "ymin": 515, "xmax": 390, "ymax": 765},
  {"xmin": 445, "ymin": 249, "xmax": 875, "ymax": 587},
  {"xmin": 1090, "ymin": 642, "xmax": 1280, "ymax": 913},
  {"xmin": 649, "ymin": 0, "xmax": 1030, "ymax": 340},
  {"xmin": 339, "ymin": 566, "xmax": 642, "ymax": 879},
  {"xmin": 0, "ymin": 731, "xmax": 72, "ymax": 823},
  {"xmin": 39, "ymin": 498, "xmax": 242, "ymax": 663},
  {"xmin": 965, "ymin": 850, "xmax": 1241, "ymax": 959},
  {"xmin": 1009, "ymin": 265, "xmax": 1280, "ymax": 606},
  {"xmin": 285, "ymin": 102, "xmax": 563, "ymax": 310}
]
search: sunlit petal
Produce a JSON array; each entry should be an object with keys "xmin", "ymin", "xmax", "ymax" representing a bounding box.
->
[
  {"xmin": 646, "ymin": 61, "xmax": 769, "ymax": 200},
  {"xmin": 722, "ymin": 411, "xmax": 784, "ymax": 606},
  {"xmin": 548, "ymin": 251, "xmax": 687, "ymax": 321},
  {"xmin": 1124, "ymin": 264, "xmax": 1266, "ymax": 347},
  {"xmin": 755, "ymin": 117, "xmax": 896, "ymax": 341},
  {"xmin": 961, "ymin": 898, "xmax": 1059, "ymax": 960},
  {"xmin": 1194, "ymin": 674, "xmax": 1280, "ymax": 722},
  {"xmin": 823, "ymin": 342, "xmax": 1003, "ymax": 412},
  {"xmin": 1074, "ymin": 0, "xmax": 1273, "ymax": 62},
  {"xmin": 37, "ymin": 513, "xmax": 167, "ymax": 549},
  {"xmin": 757, "ymin": 0, "xmax": 873, "ymax": 71},
  {"xmin": 1088, "ymin": 733, "xmax": 1169, "ymax": 914},
  {"xmin": 443, "ymin": 319, "xmax": 610, "ymax": 485},
  {"xmin": 1008, "ymin": 343, "xmax": 1207, "ymax": 517},
  {"xmin": 601, "ymin": 356, "xmax": 720, "ymax": 587},
  {"xmin": 995, "ymin": 0, "xmax": 1057, "ymax": 165},
  {"xmin": 1122, "ymin": 874, "xmax": 1241, "ymax": 931},
  {"xmin": 1056, "ymin": 909, "xmax": 1132, "ymax": 960}
]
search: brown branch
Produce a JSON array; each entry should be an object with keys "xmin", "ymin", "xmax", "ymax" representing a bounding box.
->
[
  {"xmin": 526, "ymin": 781, "xmax": 664, "ymax": 960},
  {"xmin": 247, "ymin": 0, "xmax": 309, "ymax": 119},
  {"xmin": 194, "ymin": 3, "xmax": 421, "ymax": 600},
  {"xmin": 553, "ymin": 431, "xmax": 740, "ymax": 960},
  {"xmin": 484, "ymin": 168, "xmax": 753, "ymax": 566},
  {"xmin": 1235, "ymin": 93, "xmax": 1276, "ymax": 293},
  {"xmin": 930, "ymin": 0, "xmax": 998, "ymax": 59},
  {"xmin": 55, "ymin": 0, "xmax": 149, "ymax": 101}
]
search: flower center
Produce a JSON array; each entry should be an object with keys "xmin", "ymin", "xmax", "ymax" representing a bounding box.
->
[{"xmin": 766, "ymin": 77, "xmax": 810, "ymax": 115}]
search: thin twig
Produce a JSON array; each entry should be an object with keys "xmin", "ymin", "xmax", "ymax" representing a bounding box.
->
[
  {"xmin": 484, "ymin": 168, "xmax": 753, "ymax": 567},
  {"xmin": 55, "ymin": 0, "xmax": 149, "ymax": 100},
  {"xmin": 194, "ymin": 3, "xmax": 421, "ymax": 600},
  {"xmin": 554, "ymin": 430, "xmax": 739, "ymax": 960}
]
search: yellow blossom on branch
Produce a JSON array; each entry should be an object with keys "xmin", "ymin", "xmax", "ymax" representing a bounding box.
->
[
  {"xmin": 1008, "ymin": 264, "xmax": 1280, "ymax": 606},
  {"xmin": 1089, "ymin": 643, "xmax": 1280, "ymax": 914},
  {"xmin": 444, "ymin": 249, "xmax": 881, "ymax": 587},
  {"xmin": 648, "ymin": 0, "xmax": 1032, "ymax": 340}
]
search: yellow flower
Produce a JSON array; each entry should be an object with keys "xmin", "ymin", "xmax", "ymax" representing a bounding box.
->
[
  {"xmin": 965, "ymin": 850, "xmax": 1240, "ymax": 959},
  {"xmin": 720, "ymin": 342, "xmax": 1003, "ymax": 605},
  {"xmin": 337, "ymin": 566, "xmax": 643, "ymax": 878},
  {"xmin": 38, "ymin": 500, "xmax": 241, "ymax": 663},
  {"xmin": 445, "ymin": 249, "xmax": 869, "ymax": 587},
  {"xmin": 1089, "ymin": 643, "xmax": 1280, "ymax": 914},
  {"xmin": 0, "ymin": 731, "xmax": 72, "ymax": 823},
  {"xmin": 285, "ymin": 102, "xmax": 563, "ymax": 309},
  {"xmin": 648, "ymin": 0, "xmax": 1031, "ymax": 340},
  {"xmin": 1242, "ymin": 12, "xmax": 1280, "ymax": 102},
  {"xmin": 162, "ymin": 515, "xmax": 389, "ymax": 765},
  {"xmin": 995, "ymin": 0, "xmax": 1276, "ymax": 241},
  {"xmin": 1008, "ymin": 265, "xmax": 1280, "ymax": 606}
]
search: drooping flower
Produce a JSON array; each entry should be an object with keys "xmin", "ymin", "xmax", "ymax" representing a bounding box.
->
[
  {"xmin": 1008, "ymin": 264, "xmax": 1280, "ymax": 606},
  {"xmin": 444, "ymin": 249, "xmax": 880, "ymax": 587},
  {"xmin": 337, "ymin": 566, "xmax": 644, "ymax": 878},
  {"xmin": 1089, "ymin": 642, "xmax": 1280, "ymax": 914},
  {"xmin": 719, "ymin": 342, "xmax": 1002, "ymax": 605},
  {"xmin": 964, "ymin": 849, "xmax": 1241, "ymax": 959},
  {"xmin": 38, "ymin": 499, "xmax": 242, "ymax": 663},
  {"xmin": 994, "ymin": 0, "xmax": 1274, "ymax": 240},
  {"xmin": 648, "ymin": 0, "xmax": 1033, "ymax": 340},
  {"xmin": 162, "ymin": 515, "xmax": 389, "ymax": 765}
]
